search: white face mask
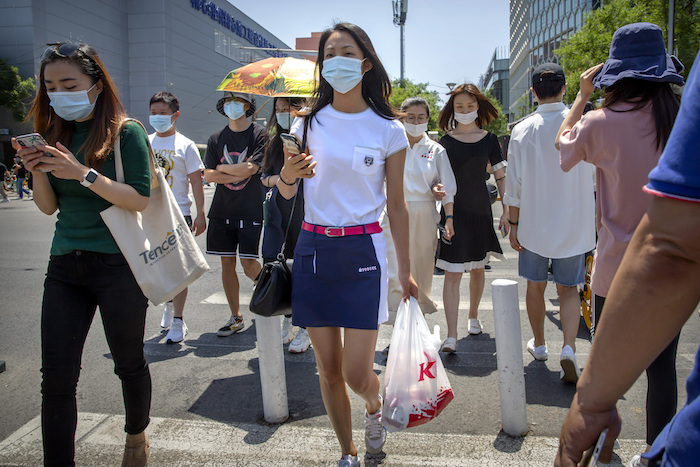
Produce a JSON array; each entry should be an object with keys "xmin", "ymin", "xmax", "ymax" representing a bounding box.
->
[
  {"xmin": 276, "ymin": 112, "xmax": 291, "ymax": 130},
  {"xmin": 149, "ymin": 114, "xmax": 174, "ymax": 133},
  {"xmin": 403, "ymin": 122, "xmax": 428, "ymax": 137},
  {"xmin": 224, "ymin": 101, "xmax": 246, "ymax": 120},
  {"xmin": 321, "ymin": 56, "xmax": 365, "ymax": 94},
  {"xmin": 454, "ymin": 110, "xmax": 479, "ymax": 125},
  {"xmin": 48, "ymin": 84, "xmax": 98, "ymax": 121}
]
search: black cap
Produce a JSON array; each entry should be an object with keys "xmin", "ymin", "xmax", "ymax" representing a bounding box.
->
[{"xmin": 532, "ymin": 63, "xmax": 565, "ymax": 83}]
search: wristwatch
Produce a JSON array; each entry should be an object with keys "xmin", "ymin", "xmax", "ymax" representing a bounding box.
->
[{"xmin": 81, "ymin": 168, "xmax": 99, "ymax": 187}]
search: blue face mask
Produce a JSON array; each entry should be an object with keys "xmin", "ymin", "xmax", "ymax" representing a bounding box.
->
[
  {"xmin": 321, "ymin": 56, "xmax": 365, "ymax": 94},
  {"xmin": 48, "ymin": 84, "xmax": 98, "ymax": 121},
  {"xmin": 149, "ymin": 114, "xmax": 174, "ymax": 133},
  {"xmin": 224, "ymin": 101, "xmax": 246, "ymax": 120},
  {"xmin": 276, "ymin": 112, "xmax": 291, "ymax": 130}
]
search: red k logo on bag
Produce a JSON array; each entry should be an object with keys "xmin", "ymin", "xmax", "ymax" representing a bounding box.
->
[{"xmin": 418, "ymin": 360, "xmax": 436, "ymax": 381}]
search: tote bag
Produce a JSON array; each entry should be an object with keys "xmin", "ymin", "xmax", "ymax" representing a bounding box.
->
[
  {"xmin": 383, "ymin": 297, "xmax": 454, "ymax": 432},
  {"xmin": 100, "ymin": 119, "xmax": 209, "ymax": 305}
]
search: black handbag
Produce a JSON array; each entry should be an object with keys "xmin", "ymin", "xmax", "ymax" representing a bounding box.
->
[
  {"xmin": 249, "ymin": 253, "xmax": 293, "ymax": 317},
  {"xmin": 249, "ymin": 130, "xmax": 305, "ymax": 317}
]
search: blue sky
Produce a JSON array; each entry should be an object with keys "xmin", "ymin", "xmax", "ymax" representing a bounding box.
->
[{"xmin": 231, "ymin": 0, "xmax": 510, "ymax": 103}]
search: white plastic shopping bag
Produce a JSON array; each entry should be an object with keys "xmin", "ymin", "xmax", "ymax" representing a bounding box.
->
[{"xmin": 382, "ymin": 297, "xmax": 454, "ymax": 432}]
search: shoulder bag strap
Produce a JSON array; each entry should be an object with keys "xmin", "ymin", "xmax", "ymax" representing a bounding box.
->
[
  {"xmin": 113, "ymin": 118, "xmax": 158, "ymax": 189},
  {"xmin": 277, "ymin": 122, "xmax": 307, "ymax": 260}
]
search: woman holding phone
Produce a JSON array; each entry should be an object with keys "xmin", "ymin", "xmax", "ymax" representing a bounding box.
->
[
  {"xmin": 277, "ymin": 23, "xmax": 418, "ymax": 466},
  {"xmin": 556, "ymin": 23, "xmax": 684, "ymax": 466},
  {"xmin": 12, "ymin": 43, "xmax": 152, "ymax": 467},
  {"xmin": 260, "ymin": 96, "xmax": 310, "ymax": 353}
]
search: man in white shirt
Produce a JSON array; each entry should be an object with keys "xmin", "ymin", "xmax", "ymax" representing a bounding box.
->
[
  {"xmin": 149, "ymin": 91, "xmax": 206, "ymax": 344},
  {"xmin": 503, "ymin": 63, "xmax": 595, "ymax": 382}
]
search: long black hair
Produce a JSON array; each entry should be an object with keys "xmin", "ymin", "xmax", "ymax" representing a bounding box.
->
[
  {"xmin": 303, "ymin": 22, "xmax": 397, "ymax": 133},
  {"xmin": 603, "ymin": 79, "xmax": 680, "ymax": 150},
  {"xmin": 262, "ymin": 97, "xmax": 305, "ymax": 174}
]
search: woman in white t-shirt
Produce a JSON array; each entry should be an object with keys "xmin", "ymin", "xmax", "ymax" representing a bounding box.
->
[{"xmin": 277, "ymin": 23, "xmax": 418, "ymax": 467}]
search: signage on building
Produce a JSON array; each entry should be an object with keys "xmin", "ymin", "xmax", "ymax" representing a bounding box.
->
[{"xmin": 190, "ymin": 0, "xmax": 286, "ymax": 57}]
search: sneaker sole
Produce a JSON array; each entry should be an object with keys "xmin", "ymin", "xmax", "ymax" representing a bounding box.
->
[
  {"xmin": 288, "ymin": 346, "xmax": 309, "ymax": 353},
  {"xmin": 216, "ymin": 326, "xmax": 244, "ymax": 337},
  {"xmin": 440, "ymin": 346, "xmax": 456, "ymax": 353},
  {"xmin": 560, "ymin": 359, "xmax": 580, "ymax": 382},
  {"xmin": 468, "ymin": 329, "xmax": 482, "ymax": 335}
]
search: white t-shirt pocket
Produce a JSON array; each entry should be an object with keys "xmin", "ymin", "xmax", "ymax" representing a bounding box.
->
[{"xmin": 352, "ymin": 146, "xmax": 381, "ymax": 175}]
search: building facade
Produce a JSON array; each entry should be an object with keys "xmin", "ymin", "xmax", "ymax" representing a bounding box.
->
[
  {"xmin": 0, "ymin": 0, "xmax": 299, "ymax": 163},
  {"xmin": 480, "ymin": 47, "xmax": 510, "ymax": 120},
  {"xmin": 509, "ymin": 0, "xmax": 599, "ymax": 119}
]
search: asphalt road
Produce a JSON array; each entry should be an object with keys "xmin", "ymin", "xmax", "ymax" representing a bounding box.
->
[{"xmin": 1, "ymin": 185, "xmax": 699, "ymax": 464}]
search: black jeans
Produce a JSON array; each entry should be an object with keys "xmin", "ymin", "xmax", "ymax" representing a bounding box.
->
[
  {"xmin": 594, "ymin": 294, "xmax": 679, "ymax": 445},
  {"xmin": 41, "ymin": 251, "xmax": 151, "ymax": 467}
]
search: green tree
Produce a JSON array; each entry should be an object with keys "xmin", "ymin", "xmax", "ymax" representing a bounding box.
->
[
  {"xmin": 481, "ymin": 88, "xmax": 509, "ymax": 136},
  {"xmin": 0, "ymin": 59, "xmax": 35, "ymax": 122},
  {"xmin": 389, "ymin": 79, "xmax": 442, "ymax": 130},
  {"xmin": 511, "ymin": 93, "xmax": 537, "ymax": 123},
  {"xmin": 555, "ymin": 0, "xmax": 699, "ymax": 103}
]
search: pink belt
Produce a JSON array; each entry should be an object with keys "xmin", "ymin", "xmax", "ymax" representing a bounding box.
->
[{"xmin": 301, "ymin": 221, "xmax": 383, "ymax": 237}]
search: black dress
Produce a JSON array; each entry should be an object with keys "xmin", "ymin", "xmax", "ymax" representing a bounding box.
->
[{"xmin": 437, "ymin": 132, "xmax": 505, "ymax": 272}]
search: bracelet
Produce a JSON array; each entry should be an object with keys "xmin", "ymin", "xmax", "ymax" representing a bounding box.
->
[
  {"xmin": 445, "ymin": 215, "xmax": 454, "ymax": 219},
  {"xmin": 278, "ymin": 172, "xmax": 297, "ymax": 186},
  {"xmin": 508, "ymin": 219, "xmax": 518, "ymax": 225},
  {"xmin": 495, "ymin": 176, "xmax": 505, "ymax": 181}
]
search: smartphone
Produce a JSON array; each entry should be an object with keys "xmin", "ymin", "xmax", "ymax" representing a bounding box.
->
[
  {"xmin": 280, "ymin": 133, "xmax": 302, "ymax": 155},
  {"xmin": 500, "ymin": 225, "xmax": 507, "ymax": 237},
  {"xmin": 578, "ymin": 428, "xmax": 608, "ymax": 467},
  {"xmin": 15, "ymin": 133, "xmax": 48, "ymax": 149},
  {"xmin": 437, "ymin": 223, "xmax": 452, "ymax": 245},
  {"xmin": 15, "ymin": 133, "xmax": 52, "ymax": 172}
]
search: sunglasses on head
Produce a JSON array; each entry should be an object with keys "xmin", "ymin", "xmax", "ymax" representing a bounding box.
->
[{"xmin": 41, "ymin": 43, "xmax": 87, "ymax": 63}]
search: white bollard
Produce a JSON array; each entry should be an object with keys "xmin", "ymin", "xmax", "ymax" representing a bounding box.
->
[
  {"xmin": 254, "ymin": 314, "xmax": 289, "ymax": 423},
  {"xmin": 491, "ymin": 279, "xmax": 528, "ymax": 437}
]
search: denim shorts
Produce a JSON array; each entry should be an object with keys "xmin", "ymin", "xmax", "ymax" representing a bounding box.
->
[{"xmin": 518, "ymin": 248, "xmax": 585, "ymax": 286}]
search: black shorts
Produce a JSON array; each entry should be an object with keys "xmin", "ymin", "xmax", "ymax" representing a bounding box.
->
[
  {"xmin": 183, "ymin": 215, "xmax": 193, "ymax": 229},
  {"xmin": 206, "ymin": 218, "xmax": 262, "ymax": 258}
]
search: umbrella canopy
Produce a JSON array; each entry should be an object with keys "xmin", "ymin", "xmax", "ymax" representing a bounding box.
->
[{"xmin": 216, "ymin": 57, "xmax": 317, "ymax": 97}]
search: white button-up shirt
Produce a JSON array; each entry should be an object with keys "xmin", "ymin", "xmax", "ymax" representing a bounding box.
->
[
  {"xmin": 503, "ymin": 102, "xmax": 596, "ymax": 258},
  {"xmin": 403, "ymin": 133, "xmax": 457, "ymax": 204}
]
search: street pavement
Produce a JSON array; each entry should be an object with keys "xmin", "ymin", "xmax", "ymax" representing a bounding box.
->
[{"xmin": 1, "ymin": 184, "xmax": 698, "ymax": 466}]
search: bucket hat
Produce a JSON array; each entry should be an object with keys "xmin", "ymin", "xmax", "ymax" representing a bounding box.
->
[
  {"xmin": 593, "ymin": 22, "xmax": 684, "ymax": 89},
  {"xmin": 216, "ymin": 92, "xmax": 256, "ymax": 118}
]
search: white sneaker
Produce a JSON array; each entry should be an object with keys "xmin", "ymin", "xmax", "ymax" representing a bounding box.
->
[
  {"xmin": 527, "ymin": 338, "xmax": 548, "ymax": 361},
  {"xmin": 165, "ymin": 318, "xmax": 188, "ymax": 344},
  {"xmin": 161, "ymin": 302, "xmax": 174, "ymax": 329},
  {"xmin": 365, "ymin": 395, "xmax": 386, "ymax": 454},
  {"xmin": 560, "ymin": 345, "xmax": 581, "ymax": 382},
  {"xmin": 338, "ymin": 454, "xmax": 360, "ymax": 467},
  {"xmin": 281, "ymin": 316, "xmax": 298, "ymax": 345},
  {"xmin": 288, "ymin": 328, "xmax": 310, "ymax": 353},
  {"xmin": 630, "ymin": 454, "xmax": 647, "ymax": 467},
  {"xmin": 440, "ymin": 337, "xmax": 457, "ymax": 353},
  {"xmin": 0, "ymin": 198, "xmax": 8, "ymax": 203},
  {"xmin": 468, "ymin": 318, "xmax": 483, "ymax": 335}
]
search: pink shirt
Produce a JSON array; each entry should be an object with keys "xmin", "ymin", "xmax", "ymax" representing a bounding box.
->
[{"xmin": 560, "ymin": 103, "xmax": 662, "ymax": 296}]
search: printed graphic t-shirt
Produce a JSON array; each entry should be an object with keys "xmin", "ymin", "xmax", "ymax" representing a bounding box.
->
[
  {"xmin": 204, "ymin": 123, "xmax": 267, "ymax": 221},
  {"xmin": 149, "ymin": 132, "xmax": 204, "ymax": 216}
]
